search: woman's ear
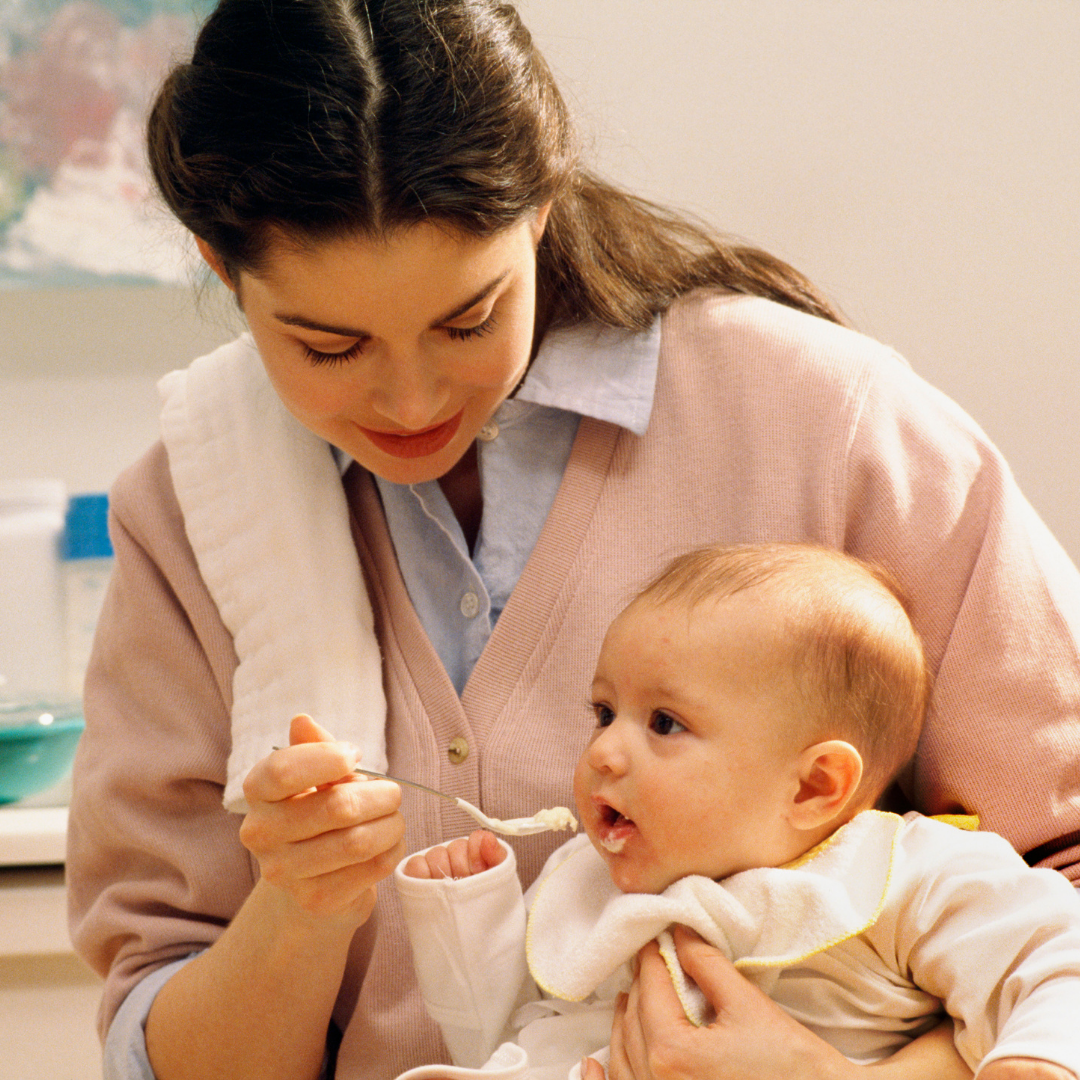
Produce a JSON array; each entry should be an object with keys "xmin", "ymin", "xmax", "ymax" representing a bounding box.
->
[
  {"xmin": 787, "ymin": 740, "xmax": 864, "ymax": 832},
  {"xmin": 195, "ymin": 236, "xmax": 236, "ymax": 292},
  {"xmin": 531, "ymin": 201, "xmax": 553, "ymax": 244}
]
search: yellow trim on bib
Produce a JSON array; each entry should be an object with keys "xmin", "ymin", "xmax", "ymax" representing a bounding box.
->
[
  {"xmin": 657, "ymin": 933, "xmax": 707, "ymax": 1027},
  {"xmin": 735, "ymin": 810, "xmax": 903, "ymax": 971},
  {"xmin": 930, "ymin": 813, "xmax": 980, "ymax": 831}
]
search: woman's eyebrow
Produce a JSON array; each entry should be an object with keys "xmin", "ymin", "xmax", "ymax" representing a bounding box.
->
[
  {"xmin": 273, "ymin": 271, "xmax": 510, "ymax": 338},
  {"xmin": 433, "ymin": 271, "xmax": 510, "ymax": 324}
]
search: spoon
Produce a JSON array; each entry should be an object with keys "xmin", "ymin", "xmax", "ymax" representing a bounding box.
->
[
  {"xmin": 352, "ymin": 766, "xmax": 577, "ymax": 836},
  {"xmin": 269, "ymin": 749, "xmax": 575, "ymax": 836}
]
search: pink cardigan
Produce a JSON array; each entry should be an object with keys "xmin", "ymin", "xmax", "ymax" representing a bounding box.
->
[{"xmin": 67, "ymin": 291, "xmax": 1080, "ymax": 1078}]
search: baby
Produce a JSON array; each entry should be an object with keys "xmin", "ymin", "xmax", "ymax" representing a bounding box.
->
[{"xmin": 393, "ymin": 543, "xmax": 1080, "ymax": 1080}]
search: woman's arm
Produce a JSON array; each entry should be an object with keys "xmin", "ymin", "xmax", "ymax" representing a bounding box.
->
[
  {"xmin": 598, "ymin": 926, "xmax": 971, "ymax": 1080},
  {"xmin": 68, "ymin": 450, "xmax": 404, "ymax": 1078},
  {"xmin": 144, "ymin": 715, "xmax": 406, "ymax": 1080}
]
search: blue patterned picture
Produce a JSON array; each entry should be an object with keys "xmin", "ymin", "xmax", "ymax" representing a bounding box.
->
[{"xmin": 0, "ymin": 0, "xmax": 215, "ymax": 286}]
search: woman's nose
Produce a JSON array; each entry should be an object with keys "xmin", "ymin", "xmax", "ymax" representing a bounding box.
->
[{"xmin": 368, "ymin": 348, "xmax": 449, "ymax": 429}]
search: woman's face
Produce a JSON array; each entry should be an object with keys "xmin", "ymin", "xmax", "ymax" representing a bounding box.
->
[{"xmin": 201, "ymin": 213, "xmax": 547, "ymax": 484}]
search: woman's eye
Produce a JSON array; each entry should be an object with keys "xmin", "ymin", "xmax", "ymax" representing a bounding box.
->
[
  {"xmin": 650, "ymin": 712, "xmax": 686, "ymax": 736},
  {"xmin": 446, "ymin": 315, "xmax": 497, "ymax": 342},
  {"xmin": 591, "ymin": 703, "xmax": 615, "ymax": 728},
  {"xmin": 304, "ymin": 341, "xmax": 365, "ymax": 366}
]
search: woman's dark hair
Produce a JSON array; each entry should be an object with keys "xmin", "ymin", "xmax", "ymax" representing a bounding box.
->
[{"xmin": 148, "ymin": 0, "xmax": 843, "ymax": 329}]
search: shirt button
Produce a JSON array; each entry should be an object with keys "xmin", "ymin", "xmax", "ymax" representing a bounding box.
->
[
  {"xmin": 448, "ymin": 737, "xmax": 469, "ymax": 765},
  {"xmin": 460, "ymin": 591, "xmax": 480, "ymax": 618},
  {"xmin": 478, "ymin": 421, "xmax": 499, "ymax": 442}
]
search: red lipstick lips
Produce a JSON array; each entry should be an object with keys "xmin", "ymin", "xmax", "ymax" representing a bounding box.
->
[{"xmin": 360, "ymin": 410, "xmax": 464, "ymax": 459}]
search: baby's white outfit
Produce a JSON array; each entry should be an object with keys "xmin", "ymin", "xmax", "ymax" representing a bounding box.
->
[{"xmin": 393, "ymin": 811, "xmax": 1080, "ymax": 1079}]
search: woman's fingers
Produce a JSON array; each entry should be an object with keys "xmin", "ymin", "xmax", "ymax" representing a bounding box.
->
[
  {"xmin": 251, "ymin": 794, "xmax": 406, "ymax": 881},
  {"xmin": 243, "ymin": 714, "xmax": 358, "ymax": 804},
  {"xmin": 290, "ymin": 711, "xmax": 337, "ymax": 745},
  {"xmin": 243, "ymin": 774, "xmax": 401, "ymax": 848},
  {"xmin": 238, "ymin": 715, "xmax": 408, "ymax": 923},
  {"xmin": 633, "ymin": 937, "xmax": 694, "ymax": 1029},
  {"xmin": 607, "ymin": 992, "xmax": 635, "ymax": 1080},
  {"xmin": 619, "ymin": 925, "xmax": 853, "ymax": 1080}
]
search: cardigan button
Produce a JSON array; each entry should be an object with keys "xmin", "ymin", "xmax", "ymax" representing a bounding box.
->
[{"xmin": 448, "ymin": 737, "xmax": 470, "ymax": 765}]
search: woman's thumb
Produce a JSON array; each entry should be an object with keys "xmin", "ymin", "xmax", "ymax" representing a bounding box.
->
[
  {"xmin": 671, "ymin": 924, "xmax": 747, "ymax": 1014},
  {"xmin": 581, "ymin": 1057, "xmax": 606, "ymax": 1080},
  {"xmin": 289, "ymin": 712, "xmax": 336, "ymax": 745}
]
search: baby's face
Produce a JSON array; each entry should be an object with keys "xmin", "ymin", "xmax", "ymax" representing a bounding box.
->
[{"xmin": 573, "ymin": 592, "xmax": 808, "ymax": 893}]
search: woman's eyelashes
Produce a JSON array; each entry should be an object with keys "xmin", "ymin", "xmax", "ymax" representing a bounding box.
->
[
  {"xmin": 446, "ymin": 314, "xmax": 498, "ymax": 342},
  {"xmin": 304, "ymin": 340, "xmax": 367, "ymax": 366},
  {"xmin": 303, "ymin": 316, "xmax": 498, "ymax": 366}
]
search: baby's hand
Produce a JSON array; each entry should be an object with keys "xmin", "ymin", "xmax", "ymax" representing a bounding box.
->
[
  {"xmin": 979, "ymin": 1060, "xmax": 1076, "ymax": 1080},
  {"xmin": 402, "ymin": 829, "xmax": 507, "ymax": 879}
]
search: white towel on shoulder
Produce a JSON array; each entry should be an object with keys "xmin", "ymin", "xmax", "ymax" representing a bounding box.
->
[{"xmin": 158, "ymin": 334, "xmax": 387, "ymax": 811}]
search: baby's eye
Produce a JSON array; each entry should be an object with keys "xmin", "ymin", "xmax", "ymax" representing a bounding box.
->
[
  {"xmin": 650, "ymin": 711, "xmax": 686, "ymax": 736},
  {"xmin": 591, "ymin": 703, "xmax": 615, "ymax": 728}
]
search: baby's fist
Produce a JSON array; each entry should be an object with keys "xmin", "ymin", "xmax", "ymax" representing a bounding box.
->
[{"xmin": 402, "ymin": 829, "xmax": 507, "ymax": 879}]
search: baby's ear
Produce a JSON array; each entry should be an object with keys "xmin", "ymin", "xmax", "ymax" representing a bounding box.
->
[{"xmin": 787, "ymin": 741, "xmax": 864, "ymax": 831}]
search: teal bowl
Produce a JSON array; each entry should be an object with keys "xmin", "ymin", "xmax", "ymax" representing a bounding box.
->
[{"xmin": 0, "ymin": 701, "xmax": 85, "ymax": 805}]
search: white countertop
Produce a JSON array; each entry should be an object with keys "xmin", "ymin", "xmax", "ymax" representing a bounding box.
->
[
  {"xmin": 0, "ymin": 777, "xmax": 70, "ymax": 866},
  {"xmin": 0, "ymin": 805, "xmax": 68, "ymax": 866}
]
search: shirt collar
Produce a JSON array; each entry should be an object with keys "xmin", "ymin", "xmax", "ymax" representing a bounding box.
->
[
  {"xmin": 332, "ymin": 315, "xmax": 663, "ymax": 479},
  {"xmin": 515, "ymin": 317, "xmax": 662, "ymax": 436}
]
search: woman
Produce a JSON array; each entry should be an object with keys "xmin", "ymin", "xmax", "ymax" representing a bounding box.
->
[{"xmin": 67, "ymin": 2, "xmax": 1080, "ymax": 1079}]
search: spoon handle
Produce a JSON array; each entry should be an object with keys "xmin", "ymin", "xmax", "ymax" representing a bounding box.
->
[
  {"xmin": 353, "ymin": 765, "xmax": 459, "ymax": 804},
  {"xmin": 273, "ymin": 749, "xmax": 550, "ymax": 835},
  {"xmin": 270, "ymin": 748, "xmax": 459, "ymax": 805}
]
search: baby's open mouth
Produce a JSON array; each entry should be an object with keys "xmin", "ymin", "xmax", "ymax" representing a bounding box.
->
[{"xmin": 597, "ymin": 802, "xmax": 634, "ymax": 853}]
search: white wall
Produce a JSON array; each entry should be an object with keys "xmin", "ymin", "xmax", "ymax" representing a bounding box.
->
[
  {"xmin": 2, "ymin": 0, "xmax": 1078, "ymax": 554},
  {"xmin": 0, "ymin": 284, "xmax": 242, "ymax": 495}
]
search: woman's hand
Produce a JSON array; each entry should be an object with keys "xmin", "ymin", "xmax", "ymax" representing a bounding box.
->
[
  {"xmin": 238, "ymin": 713, "xmax": 406, "ymax": 931},
  {"xmin": 979, "ymin": 1063, "xmax": 1076, "ymax": 1080},
  {"xmin": 606, "ymin": 925, "xmax": 852, "ymax": 1080},
  {"xmin": 402, "ymin": 829, "xmax": 507, "ymax": 879},
  {"xmin": 146, "ymin": 714, "xmax": 407, "ymax": 1080},
  {"xmin": 607, "ymin": 925, "xmax": 973, "ymax": 1080}
]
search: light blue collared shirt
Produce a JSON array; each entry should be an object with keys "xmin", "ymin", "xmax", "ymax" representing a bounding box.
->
[
  {"xmin": 374, "ymin": 317, "xmax": 661, "ymax": 692},
  {"xmin": 103, "ymin": 317, "xmax": 661, "ymax": 1077}
]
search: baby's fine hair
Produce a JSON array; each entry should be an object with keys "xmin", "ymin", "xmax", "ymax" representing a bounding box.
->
[{"xmin": 637, "ymin": 543, "xmax": 930, "ymax": 801}]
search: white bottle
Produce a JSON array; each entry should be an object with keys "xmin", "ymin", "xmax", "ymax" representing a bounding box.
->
[
  {"xmin": 0, "ymin": 479, "xmax": 67, "ymax": 701},
  {"xmin": 62, "ymin": 493, "xmax": 115, "ymax": 698}
]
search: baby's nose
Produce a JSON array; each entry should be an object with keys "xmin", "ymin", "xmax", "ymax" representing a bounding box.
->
[{"xmin": 586, "ymin": 723, "xmax": 630, "ymax": 775}]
